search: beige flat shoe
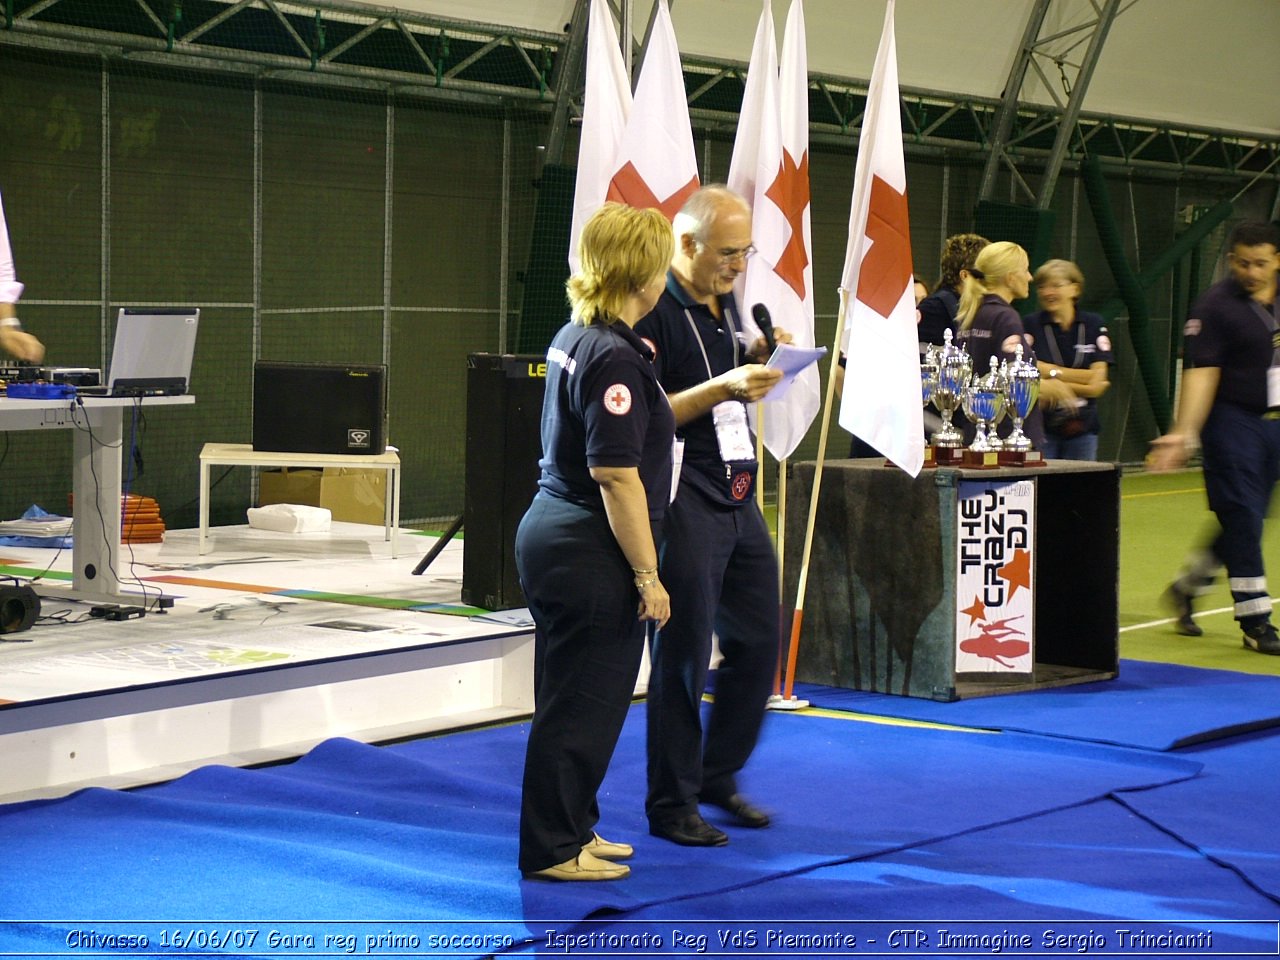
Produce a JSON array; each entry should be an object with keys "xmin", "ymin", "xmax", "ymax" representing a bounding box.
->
[
  {"xmin": 583, "ymin": 832, "xmax": 634, "ymax": 860},
  {"xmin": 525, "ymin": 848, "xmax": 630, "ymax": 882}
]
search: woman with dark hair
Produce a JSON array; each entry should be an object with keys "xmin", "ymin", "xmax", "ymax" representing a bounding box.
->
[{"xmin": 916, "ymin": 232, "xmax": 989, "ymax": 354}]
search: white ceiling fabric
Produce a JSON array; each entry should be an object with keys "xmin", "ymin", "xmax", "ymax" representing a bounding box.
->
[{"xmin": 355, "ymin": 0, "xmax": 1279, "ymax": 137}]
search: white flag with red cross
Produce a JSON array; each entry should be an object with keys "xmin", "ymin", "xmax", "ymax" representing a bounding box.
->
[
  {"xmin": 567, "ymin": 0, "xmax": 632, "ymax": 273},
  {"xmin": 604, "ymin": 0, "xmax": 699, "ymax": 219},
  {"xmin": 728, "ymin": 0, "xmax": 819, "ymax": 462},
  {"xmin": 836, "ymin": 0, "xmax": 922, "ymax": 476}
]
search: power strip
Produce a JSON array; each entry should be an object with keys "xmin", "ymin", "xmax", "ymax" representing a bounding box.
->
[{"xmin": 89, "ymin": 604, "xmax": 146, "ymax": 621}]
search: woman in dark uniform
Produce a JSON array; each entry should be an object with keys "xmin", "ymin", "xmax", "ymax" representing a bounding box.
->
[
  {"xmin": 515, "ymin": 203, "xmax": 675, "ymax": 882},
  {"xmin": 956, "ymin": 241, "xmax": 1073, "ymax": 449},
  {"xmin": 1023, "ymin": 258, "xmax": 1113, "ymax": 460}
]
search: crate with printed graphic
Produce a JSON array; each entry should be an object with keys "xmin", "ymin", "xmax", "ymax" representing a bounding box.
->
[{"xmin": 782, "ymin": 459, "xmax": 1119, "ymax": 700}]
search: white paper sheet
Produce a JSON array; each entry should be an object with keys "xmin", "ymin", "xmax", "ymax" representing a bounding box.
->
[{"xmin": 762, "ymin": 343, "xmax": 828, "ymax": 402}]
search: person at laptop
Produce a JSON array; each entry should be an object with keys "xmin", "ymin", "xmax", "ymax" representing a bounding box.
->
[{"xmin": 0, "ymin": 190, "xmax": 45, "ymax": 363}]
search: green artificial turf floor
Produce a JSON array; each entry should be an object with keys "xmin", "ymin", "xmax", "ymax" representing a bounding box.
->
[{"xmin": 1118, "ymin": 467, "xmax": 1280, "ymax": 675}]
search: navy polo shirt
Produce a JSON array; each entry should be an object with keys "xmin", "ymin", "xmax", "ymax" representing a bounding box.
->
[
  {"xmin": 1023, "ymin": 309, "xmax": 1113, "ymax": 433},
  {"xmin": 958, "ymin": 295, "xmax": 1035, "ymax": 375},
  {"xmin": 635, "ymin": 273, "xmax": 753, "ymax": 507},
  {"xmin": 536, "ymin": 319, "xmax": 674, "ymax": 521},
  {"xmin": 958, "ymin": 295, "xmax": 1046, "ymax": 447},
  {"xmin": 1184, "ymin": 275, "xmax": 1277, "ymax": 414},
  {"xmin": 918, "ymin": 288, "xmax": 960, "ymax": 349}
]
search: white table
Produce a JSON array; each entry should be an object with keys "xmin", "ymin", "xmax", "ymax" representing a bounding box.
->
[
  {"xmin": 198, "ymin": 442, "xmax": 401, "ymax": 557},
  {"xmin": 0, "ymin": 394, "xmax": 195, "ymax": 603}
]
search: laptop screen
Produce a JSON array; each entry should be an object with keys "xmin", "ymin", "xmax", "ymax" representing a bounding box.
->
[{"xmin": 107, "ymin": 308, "xmax": 200, "ymax": 396}]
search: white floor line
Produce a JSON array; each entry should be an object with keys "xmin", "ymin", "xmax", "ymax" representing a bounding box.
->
[{"xmin": 1120, "ymin": 600, "xmax": 1279, "ymax": 633}]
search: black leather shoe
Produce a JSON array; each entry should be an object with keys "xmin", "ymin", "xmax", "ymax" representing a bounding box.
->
[
  {"xmin": 1162, "ymin": 584, "xmax": 1202, "ymax": 637},
  {"xmin": 649, "ymin": 813, "xmax": 729, "ymax": 847},
  {"xmin": 704, "ymin": 793, "xmax": 771, "ymax": 828}
]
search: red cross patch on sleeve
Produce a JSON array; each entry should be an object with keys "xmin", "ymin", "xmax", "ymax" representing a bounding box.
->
[{"xmin": 603, "ymin": 383, "xmax": 633, "ymax": 415}]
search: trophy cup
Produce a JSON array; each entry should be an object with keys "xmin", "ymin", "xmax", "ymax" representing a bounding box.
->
[
  {"xmin": 962, "ymin": 356, "xmax": 1007, "ymax": 467},
  {"xmin": 999, "ymin": 344, "xmax": 1046, "ymax": 467},
  {"xmin": 920, "ymin": 346, "xmax": 940, "ymax": 467},
  {"xmin": 929, "ymin": 330, "xmax": 970, "ymax": 465}
]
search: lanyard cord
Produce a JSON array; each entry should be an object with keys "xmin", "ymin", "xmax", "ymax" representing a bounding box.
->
[
  {"xmin": 1248, "ymin": 298, "xmax": 1280, "ymax": 367},
  {"xmin": 1042, "ymin": 317, "xmax": 1087, "ymax": 368},
  {"xmin": 682, "ymin": 304, "xmax": 740, "ymax": 383}
]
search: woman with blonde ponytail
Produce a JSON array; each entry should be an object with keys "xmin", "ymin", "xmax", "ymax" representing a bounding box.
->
[{"xmin": 956, "ymin": 241, "xmax": 1071, "ymax": 448}]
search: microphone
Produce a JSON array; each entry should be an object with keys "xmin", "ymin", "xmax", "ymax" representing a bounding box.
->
[{"xmin": 751, "ymin": 303, "xmax": 776, "ymax": 355}]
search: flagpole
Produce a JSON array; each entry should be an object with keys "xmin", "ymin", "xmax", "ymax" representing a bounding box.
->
[
  {"xmin": 755, "ymin": 401, "xmax": 766, "ymax": 512},
  {"xmin": 780, "ymin": 288, "xmax": 849, "ymax": 702},
  {"xmin": 771, "ymin": 454, "xmax": 788, "ymax": 698}
]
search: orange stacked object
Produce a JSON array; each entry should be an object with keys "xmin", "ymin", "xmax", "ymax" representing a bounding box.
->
[
  {"xmin": 121, "ymin": 494, "xmax": 166, "ymax": 543},
  {"xmin": 67, "ymin": 493, "xmax": 167, "ymax": 543}
]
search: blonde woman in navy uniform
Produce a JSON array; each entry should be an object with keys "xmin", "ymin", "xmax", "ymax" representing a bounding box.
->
[{"xmin": 515, "ymin": 203, "xmax": 676, "ymax": 881}]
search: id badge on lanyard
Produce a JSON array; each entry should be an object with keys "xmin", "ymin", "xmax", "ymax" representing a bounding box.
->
[
  {"xmin": 685, "ymin": 304, "xmax": 751, "ymax": 462},
  {"xmin": 712, "ymin": 400, "xmax": 755, "ymax": 462},
  {"xmin": 685, "ymin": 306, "xmax": 757, "ymax": 501},
  {"xmin": 712, "ymin": 401, "xmax": 757, "ymax": 501}
]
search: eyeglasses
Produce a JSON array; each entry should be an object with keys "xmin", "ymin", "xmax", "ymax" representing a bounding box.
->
[{"xmin": 703, "ymin": 243, "xmax": 757, "ymax": 264}]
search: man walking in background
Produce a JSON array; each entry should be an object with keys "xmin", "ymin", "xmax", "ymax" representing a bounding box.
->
[{"xmin": 1149, "ymin": 221, "xmax": 1280, "ymax": 655}]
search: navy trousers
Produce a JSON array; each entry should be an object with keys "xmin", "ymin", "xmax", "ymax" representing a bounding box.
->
[
  {"xmin": 645, "ymin": 485, "xmax": 779, "ymax": 823},
  {"xmin": 1201, "ymin": 402, "xmax": 1280, "ymax": 625},
  {"xmin": 515, "ymin": 495, "xmax": 647, "ymax": 873}
]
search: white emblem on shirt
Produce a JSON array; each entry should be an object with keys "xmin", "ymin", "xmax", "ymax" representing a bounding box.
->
[
  {"xmin": 1184, "ymin": 318, "xmax": 1201, "ymax": 337},
  {"xmin": 603, "ymin": 383, "xmax": 632, "ymax": 415}
]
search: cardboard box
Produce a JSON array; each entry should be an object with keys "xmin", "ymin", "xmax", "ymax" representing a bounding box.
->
[{"xmin": 258, "ymin": 467, "xmax": 387, "ymax": 526}]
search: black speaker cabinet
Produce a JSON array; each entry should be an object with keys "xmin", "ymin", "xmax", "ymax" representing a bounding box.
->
[
  {"xmin": 462, "ymin": 353, "xmax": 546, "ymax": 610},
  {"xmin": 253, "ymin": 361, "xmax": 387, "ymax": 455}
]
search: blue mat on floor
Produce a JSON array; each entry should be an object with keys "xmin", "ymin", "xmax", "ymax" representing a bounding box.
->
[
  {"xmin": 508, "ymin": 730, "xmax": 1280, "ymax": 955},
  {"xmin": 1118, "ymin": 729, "xmax": 1280, "ymax": 901},
  {"xmin": 794, "ymin": 659, "xmax": 1280, "ymax": 750},
  {"xmin": 0, "ymin": 707, "xmax": 1199, "ymax": 957},
  {"xmin": 559, "ymin": 796, "xmax": 1277, "ymax": 956}
]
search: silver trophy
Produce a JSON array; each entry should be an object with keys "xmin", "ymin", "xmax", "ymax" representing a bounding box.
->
[
  {"xmin": 921, "ymin": 345, "xmax": 940, "ymax": 409},
  {"xmin": 930, "ymin": 330, "xmax": 971, "ymax": 449},
  {"xmin": 963, "ymin": 356, "xmax": 1007, "ymax": 453},
  {"xmin": 1005, "ymin": 344, "xmax": 1040, "ymax": 453}
]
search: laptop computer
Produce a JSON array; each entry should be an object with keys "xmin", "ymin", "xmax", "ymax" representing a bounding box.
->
[{"xmin": 79, "ymin": 308, "xmax": 199, "ymax": 397}]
